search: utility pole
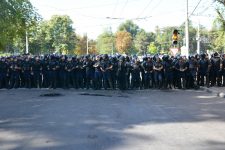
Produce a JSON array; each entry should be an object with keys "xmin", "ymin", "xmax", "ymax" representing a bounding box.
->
[
  {"xmin": 185, "ymin": 0, "xmax": 189, "ymax": 57},
  {"xmin": 25, "ymin": 30, "xmax": 29, "ymax": 54},
  {"xmin": 197, "ymin": 19, "xmax": 201, "ymax": 54},
  {"xmin": 110, "ymin": 27, "xmax": 114, "ymax": 55},
  {"xmin": 86, "ymin": 33, "xmax": 89, "ymax": 55}
]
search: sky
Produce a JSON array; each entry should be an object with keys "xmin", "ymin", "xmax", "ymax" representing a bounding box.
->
[{"xmin": 30, "ymin": 0, "xmax": 217, "ymax": 39}]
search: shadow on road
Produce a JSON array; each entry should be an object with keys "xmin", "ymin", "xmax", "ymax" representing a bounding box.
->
[{"xmin": 0, "ymin": 89, "xmax": 225, "ymax": 149}]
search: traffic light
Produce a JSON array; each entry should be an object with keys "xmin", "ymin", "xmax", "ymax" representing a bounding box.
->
[{"xmin": 172, "ymin": 29, "xmax": 179, "ymax": 45}]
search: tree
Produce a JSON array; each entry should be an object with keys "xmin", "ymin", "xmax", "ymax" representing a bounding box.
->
[
  {"xmin": 211, "ymin": 0, "xmax": 225, "ymax": 52},
  {"xmin": 134, "ymin": 29, "xmax": 154, "ymax": 55},
  {"xmin": 48, "ymin": 15, "xmax": 76, "ymax": 54},
  {"xmin": 0, "ymin": 0, "xmax": 40, "ymax": 52},
  {"xmin": 88, "ymin": 39, "xmax": 98, "ymax": 55},
  {"xmin": 210, "ymin": 20, "xmax": 225, "ymax": 52},
  {"xmin": 148, "ymin": 42, "xmax": 158, "ymax": 54},
  {"xmin": 214, "ymin": 0, "xmax": 225, "ymax": 30},
  {"xmin": 115, "ymin": 31, "xmax": 132, "ymax": 54},
  {"xmin": 118, "ymin": 20, "xmax": 140, "ymax": 39},
  {"xmin": 96, "ymin": 29, "xmax": 114, "ymax": 54},
  {"xmin": 155, "ymin": 26, "xmax": 177, "ymax": 53},
  {"xmin": 74, "ymin": 35, "xmax": 88, "ymax": 55}
]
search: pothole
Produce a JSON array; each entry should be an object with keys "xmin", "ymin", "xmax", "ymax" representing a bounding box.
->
[{"xmin": 40, "ymin": 93, "xmax": 63, "ymax": 97}]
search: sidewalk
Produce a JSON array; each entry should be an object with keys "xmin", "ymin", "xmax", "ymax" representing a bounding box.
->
[{"xmin": 201, "ymin": 86, "xmax": 225, "ymax": 98}]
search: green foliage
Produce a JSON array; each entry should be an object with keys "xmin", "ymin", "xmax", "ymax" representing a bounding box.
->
[
  {"xmin": 134, "ymin": 29, "xmax": 150, "ymax": 55},
  {"xmin": 148, "ymin": 42, "xmax": 158, "ymax": 54},
  {"xmin": 118, "ymin": 20, "xmax": 140, "ymax": 39},
  {"xmin": 96, "ymin": 29, "xmax": 114, "ymax": 54},
  {"xmin": 0, "ymin": 0, "xmax": 40, "ymax": 52},
  {"xmin": 29, "ymin": 15, "xmax": 76, "ymax": 54},
  {"xmin": 74, "ymin": 34, "xmax": 87, "ymax": 55},
  {"xmin": 211, "ymin": 0, "xmax": 225, "ymax": 52},
  {"xmin": 48, "ymin": 15, "xmax": 76, "ymax": 54}
]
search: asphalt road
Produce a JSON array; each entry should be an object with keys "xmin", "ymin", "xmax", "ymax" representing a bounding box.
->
[{"xmin": 0, "ymin": 88, "xmax": 225, "ymax": 150}]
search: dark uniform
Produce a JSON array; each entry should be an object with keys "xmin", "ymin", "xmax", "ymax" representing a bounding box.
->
[
  {"xmin": 153, "ymin": 58, "xmax": 163, "ymax": 89},
  {"xmin": 198, "ymin": 54, "xmax": 211, "ymax": 87},
  {"xmin": 59, "ymin": 57, "xmax": 67, "ymax": 88},
  {"xmin": 9, "ymin": 58, "xmax": 21, "ymax": 89},
  {"xmin": 210, "ymin": 53, "xmax": 222, "ymax": 86},
  {"xmin": 65, "ymin": 58, "xmax": 75, "ymax": 88},
  {"xmin": 22, "ymin": 58, "xmax": 32, "ymax": 88},
  {"xmin": 83, "ymin": 57, "xmax": 94, "ymax": 89},
  {"xmin": 131, "ymin": 60, "xmax": 141, "ymax": 89},
  {"xmin": 32, "ymin": 57, "xmax": 42, "ymax": 88},
  {"xmin": 187, "ymin": 56, "xmax": 198, "ymax": 88},
  {"xmin": 48, "ymin": 57, "xmax": 58, "ymax": 89},
  {"xmin": 117, "ymin": 56, "xmax": 127, "ymax": 90},
  {"xmin": 110, "ymin": 57, "xmax": 118, "ymax": 89},
  {"xmin": 222, "ymin": 55, "xmax": 225, "ymax": 86},
  {"xmin": 101, "ymin": 55, "xmax": 113, "ymax": 90},
  {"xmin": 76, "ymin": 58, "xmax": 84, "ymax": 89},
  {"xmin": 93, "ymin": 56, "xmax": 102, "ymax": 90},
  {"xmin": 175, "ymin": 57, "xmax": 188, "ymax": 89},
  {"xmin": 163, "ymin": 57, "xmax": 174, "ymax": 89},
  {"xmin": 0, "ymin": 58, "xmax": 9, "ymax": 88},
  {"xmin": 142, "ymin": 57, "xmax": 154, "ymax": 89}
]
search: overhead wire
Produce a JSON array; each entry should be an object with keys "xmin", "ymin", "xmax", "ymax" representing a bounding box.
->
[
  {"xmin": 189, "ymin": 0, "xmax": 203, "ymax": 17},
  {"xmin": 119, "ymin": 0, "xmax": 129, "ymax": 17},
  {"xmin": 136, "ymin": 0, "xmax": 154, "ymax": 18},
  {"xmin": 111, "ymin": 0, "xmax": 119, "ymax": 17}
]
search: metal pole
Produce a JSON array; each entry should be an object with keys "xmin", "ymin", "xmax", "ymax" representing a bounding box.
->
[
  {"xmin": 110, "ymin": 27, "xmax": 113, "ymax": 55},
  {"xmin": 86, "ymin": 33, "xmax": 89, "ymax": 55},
  {"xmin": 185, "ymin": 0, "xmax": 189, "ymax": 57},
  {"xmin": 197, "ymin": 19, "xmax": 200, "ymax": 54},
  {"xmin": 25, "ymin": 30, "xmax": 29, "ymax": 54}
]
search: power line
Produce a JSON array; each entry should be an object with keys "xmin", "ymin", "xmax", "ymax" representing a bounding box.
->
[
  {"xmin": 36, "ymin": 0, "xmax": 138, "ymax": 12},
  {"xmin": 198, "ymin": 1, "xmax": 215, "ymax": 15},
  {"xmin": 189, "ymin": 0, "xmax": 203, "ymax": 17},
  {"xmin": 146, "ymin": 0, "xmax": 164, "ymax": 15},
  {"xmin": 119, "ymin": 0, "xmax": 129, "ymax": 17},
  {"xmin": 136, "ymin": 0, "xmax": 154, "ymax": 18},
  {"xmin": 111, "ymin": 0, "xmax": 119, "ymax": 17}
]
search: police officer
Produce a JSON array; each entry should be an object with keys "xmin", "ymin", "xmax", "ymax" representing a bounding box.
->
[
  {"xmin": 187, "ymin": 56, "xmax": 198, "ymax": 89},
  {"xmin": 0, "ymin": 57, "xmax": 9, "ymax": 88},
  {"xmin": 9, "ymin": 57, "xmax": 21, "ymax": 89},
  {"xmin": 131, "ymin": 59, "xmax": 142, "ymax": 89},
  {"xmin": 142, "ymin": 57, "xmax": 154, "ymax": 89},
  {"xmin": 22, "ymin": 57, "xmax": 32, "ymax": 88},
  {"xmin": 153, "ymin": 57, "xmax": 163, "ymax": 89},
  {"xmin": 48, "ymin": 56, "xmax": 58, "ymax": 89},
  {"xmin": 32, "ymin": 56, "xmax": 42, "ymax": 88},
  {"xmin": 93, "ymin": 55, "xmax": 102, "ymax": 90},
  {"xmin": 125, "ymin": 56, "xmax": 132, "ymax": 89},
  {"xmin": 198, "ymin": 54, "xmax": 211, "ymax": 87},
  {"xmin": 58, "ymin": 56, "xmax": 67, "ymax": 88},
  {"xmin": 101, "ymin": 54, "xmax": 113, "ymax": 90},
  {"xmin": 117, "ymin": 56, "xmax": 127, "ymax": 90},
  {"xmin": 175, "ymin": 57, "xmax": 188, "ymax": 89},
  {"xmin": 222, "ymin": 54, "xmax": 225, "ymax": 86},
  {"xmin": 65, "ymin": 57, "xmax": 75, "ymax": 88},
  {"xmin": 163, "ymin": 55, "xmax": 174, "ymax": 89},
  {"xmin": 210, "ymin": 52, "xmax": 222, "ymax": 86},
  {"xmin": 76, "ymin": 57, "xmax": 84, "ymax": 89},
  {"xmin": 83, "ymin": 55, "xmax": 94, "ymax": 89},
  {"xmin": 110, "ymin": 56, "xmax": 118, "ymax": 90}
]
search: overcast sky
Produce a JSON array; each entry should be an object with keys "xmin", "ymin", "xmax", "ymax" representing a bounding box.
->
[{"xmin": 30, "ymin": 0, "xmax": 216, "ymax": 39}]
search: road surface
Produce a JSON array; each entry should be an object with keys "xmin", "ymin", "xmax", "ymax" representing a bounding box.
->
[{"xmin": 0, "ymin": 88, "xmax": 225, "ymax": 150}]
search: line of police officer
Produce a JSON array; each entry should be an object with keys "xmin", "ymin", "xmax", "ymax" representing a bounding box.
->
[{"xmin": 0, "ymin": 52, "xmax": 225, "ymax": 90}]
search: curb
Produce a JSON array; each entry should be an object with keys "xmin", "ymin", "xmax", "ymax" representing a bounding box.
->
[{"xmin": 202, "ymin": 87, "xmax": 225, "ymax": 98}]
